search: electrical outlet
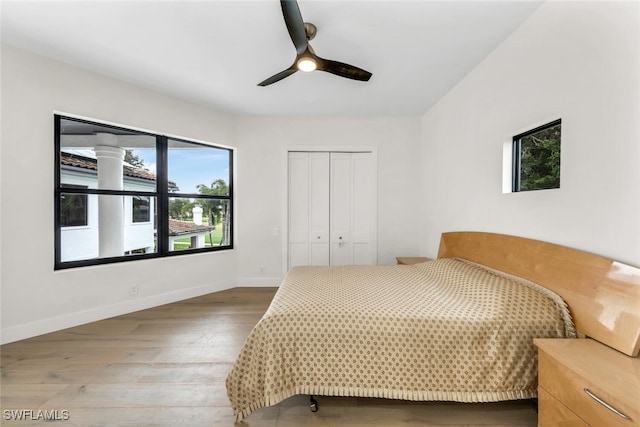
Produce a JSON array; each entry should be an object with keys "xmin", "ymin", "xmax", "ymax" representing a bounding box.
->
[
  {"xmin": 128, "ymin": 284, "xmax": 139, "ymax": 296},
  {"xmin": 259, "ymin": 265, "xmax": 265, "ymax": 274}
]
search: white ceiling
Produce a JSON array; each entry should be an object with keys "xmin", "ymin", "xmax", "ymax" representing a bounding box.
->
[{"xmin": 1, "ymin": 0, "xmax": 542, "ymax": 116}]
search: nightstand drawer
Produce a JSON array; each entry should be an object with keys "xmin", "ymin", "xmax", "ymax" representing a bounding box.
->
[
  {"xmin": 538, "ymin": 388, "xmax": 588, "ymax": 427},
  {"xmin": 539, "ymin": 351, "xmax": 638, "ymax": 427}
]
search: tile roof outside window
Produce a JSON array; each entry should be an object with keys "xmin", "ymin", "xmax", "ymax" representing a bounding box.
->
[{"xmin": 60, "ymin": 151, "xmax": 179, "ymax": 190}]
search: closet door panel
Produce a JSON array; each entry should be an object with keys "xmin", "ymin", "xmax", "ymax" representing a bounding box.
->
[
  {"xmin": 330, "ymin": 153, "xmax": 353, "ymax": 266},
  {"xmin": 351, "ymin": 153, "xmax": 375, "ymax": 265},
  {"xmin": 288, "ymin": 153, "xmax": 311, "ymax": 267},
  {"xmin": 288, "ymin": 152, "xmax": 330, "ymax": 268},
  {"xmin": 308, "ymin": 153, "xmax": 330, "ymax": 265},
  {"xmin": 351, "ymin": 153, "xmax": 376, "ymax": 265}
]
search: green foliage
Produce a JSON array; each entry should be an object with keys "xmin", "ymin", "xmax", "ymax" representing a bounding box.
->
[
  {"xmin": 124, "ymin": 150, "xmax": 146, "ymax": 169},
  {"xmin": 168, "ymin": 198, "xmax": 194, "ymax": 220},
  {"xmin": 519, "ymin": 124, "xmax": 561, "ymax": 191},
  {"xmin": 167, "ymin": 179, "xmax": 230, "ymax": 246},
  {"xmin": 196, "ymin": 179, "xmax": 229, "ymax": 224},
  {"xmin": 196, "ymin": 179, "xmax": 231, "ymax": 246}
]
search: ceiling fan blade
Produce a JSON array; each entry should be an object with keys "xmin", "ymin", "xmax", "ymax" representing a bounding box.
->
[
  {"xmin": 257, "ymin": 67, "xmax": 298, "ymax": 87},
  {"xmin": 316, "ymin": 57, "xmax": 372, "ymax": 82},
  {"xmin": 281, "ymin": 0, "xmax": 308, "ymax": 55}
]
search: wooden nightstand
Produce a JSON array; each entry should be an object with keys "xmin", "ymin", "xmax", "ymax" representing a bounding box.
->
[
  {"xmin": 534, "ymin": 338, "xmax": 640, "ymax": 427},
  {"xmin": 396, "ymin": 257, "xmax": 431, "ymax": 265}
]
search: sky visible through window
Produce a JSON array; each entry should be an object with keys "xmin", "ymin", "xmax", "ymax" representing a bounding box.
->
[{"xmin": 134, "ymin": 148, "xmax": 229, "ymax": 194}]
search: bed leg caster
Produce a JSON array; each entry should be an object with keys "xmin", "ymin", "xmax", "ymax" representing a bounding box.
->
[{"xmin": 309, "ymin": 395, "xmax": 318, "ymax": 412}]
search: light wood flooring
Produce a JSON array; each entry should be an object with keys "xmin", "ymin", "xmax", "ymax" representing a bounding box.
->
[{"xmin": 1, "ymin": 287, "xmax": 538, "ymax": 426}]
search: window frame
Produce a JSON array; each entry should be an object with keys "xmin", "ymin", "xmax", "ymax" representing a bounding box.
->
[
  {"xmin": 512, "ymin": 118, "xmax": 562, "ymax": 192},
  {"xmin": 54, "ymin": 115, "xmax": 234, "ymax": 270},
  {"xmin": 131, "ymin": 195, "xmax": 151, "ymax": 224}
]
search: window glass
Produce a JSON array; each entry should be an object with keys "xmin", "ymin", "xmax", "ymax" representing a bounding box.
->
[
  {"xmin": 168, "ymin": 138, "xmax": 231, "ymax": 195},
  {"xmin": 168, "ymin": 197, "xmax": 231, "ymax": 251},
  {"xmin": 55, "ymin": 116, "xmax": 233, "ymax": 269},
  {"xmin": 513, "ymin": 120, "xmax": 561, "ymax": 192},
  {"xmin": 60, "ymin": 195, "xmax": 158, "ymax": 262},
  {"xmin": 60, "ymin": 186, "xmax": 88, "ymax": 227},
  {"xmin": 59, "ymin": 118, "xmax": 157, "ymax": 191}
]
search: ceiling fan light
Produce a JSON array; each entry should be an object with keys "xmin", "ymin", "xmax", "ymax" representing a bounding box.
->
[{"xmin": 297, "ymin": 57, "xmax": 317, "ymax": 72}]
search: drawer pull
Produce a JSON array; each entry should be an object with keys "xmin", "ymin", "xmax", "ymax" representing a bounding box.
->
[{"xmin": 583, "ymin": 388, "xmax": 632, "ymax": 420}]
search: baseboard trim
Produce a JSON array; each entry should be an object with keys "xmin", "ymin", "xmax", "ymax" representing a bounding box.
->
[
  {"xmin": 235, "ymin": 276, "xmax": 282, "ymax": 287},
  {"xmin": 0, "ymin": 280, "xmax": 234, "ymax": 345}
]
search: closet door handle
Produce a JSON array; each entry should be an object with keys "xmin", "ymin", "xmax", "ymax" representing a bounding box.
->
[{"xmin": 583, "ymin": 388, "xmax": 632, "ymax": 420}]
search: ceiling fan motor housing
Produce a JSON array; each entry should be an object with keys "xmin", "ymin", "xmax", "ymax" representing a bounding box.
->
[{"xmin": 304, "ymin": 22, "xmax": 317, "ymax": 40}]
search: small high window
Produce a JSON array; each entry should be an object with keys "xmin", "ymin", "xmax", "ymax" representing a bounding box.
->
[{"xmin": 512, "ymin": 119, "xmax": 561, "ymax": 192}]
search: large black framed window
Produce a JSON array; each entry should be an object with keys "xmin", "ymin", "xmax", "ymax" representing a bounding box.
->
[
  {"xmin": 512, "ymin": 119, "xmax": 561, "ymax": 192},
  {"xmin": 55, "ymin": 115, "xmax": 233, "ymax": 269}
]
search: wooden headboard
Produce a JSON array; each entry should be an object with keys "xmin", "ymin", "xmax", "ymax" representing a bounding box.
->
[{"xmin": 437, "ymin": 231, "xmax": 640, "ymax": 357}]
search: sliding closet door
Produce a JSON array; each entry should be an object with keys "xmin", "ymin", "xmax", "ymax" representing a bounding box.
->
[
  {"xmin": 330, "ymin": 152, "xmax": 375, "ymax": 265},
  {"xmin": 288, "ymin": 152, "xmax": 330, "ymax": 267}
]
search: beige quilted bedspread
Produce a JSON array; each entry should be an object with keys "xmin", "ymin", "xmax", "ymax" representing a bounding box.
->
[{"xmin": 226, "ymin": 258, "xmax": 575, "ymax": 421}]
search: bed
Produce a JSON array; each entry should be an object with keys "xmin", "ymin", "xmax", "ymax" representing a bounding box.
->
[{"xmin": 226, "ymin": 232, "xmax": 640, "ymax": 421}]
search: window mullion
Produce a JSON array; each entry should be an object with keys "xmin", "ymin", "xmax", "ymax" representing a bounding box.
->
[{"xmin": 157, "ymin": 135, "xmax": 169, "ymax": 255}]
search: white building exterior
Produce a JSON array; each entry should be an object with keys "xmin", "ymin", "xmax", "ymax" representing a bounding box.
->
[
  {"xmin": 60, "ymin": 151, "xmax": 156, "ymax": 262},
  {"xmin": 60, "ymin": 150, "xmax": 214, "ymax": 262}
]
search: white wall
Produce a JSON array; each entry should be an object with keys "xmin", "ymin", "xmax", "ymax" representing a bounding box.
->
[
  {"xmin": 235, "ymin": 116, "xmax": 423, "ymax": 285},
  {"xmin": 0, "ymin": 46, "xmax": 238, "ymax": 343},
  {"xmin": 420, "ymin": 1, "xmax": 640, "ymax": 265}
]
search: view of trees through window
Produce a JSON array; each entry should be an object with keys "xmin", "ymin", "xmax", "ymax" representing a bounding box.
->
[
  {"xmin": 166, "ymin": 137, "xmax": 231, "ymax": 251},
  {"xmin": 167, "ymin": 180, "xmax": 230, "ymax": 249},
  {"xmin": 513, "ymin": 119, "xmax": 561, "ymax": 192}
]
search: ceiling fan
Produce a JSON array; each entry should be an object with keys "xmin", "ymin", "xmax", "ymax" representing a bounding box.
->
[{"xmin": 258, "ymin": 0, "xmax": 372, "ymax": 86}]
